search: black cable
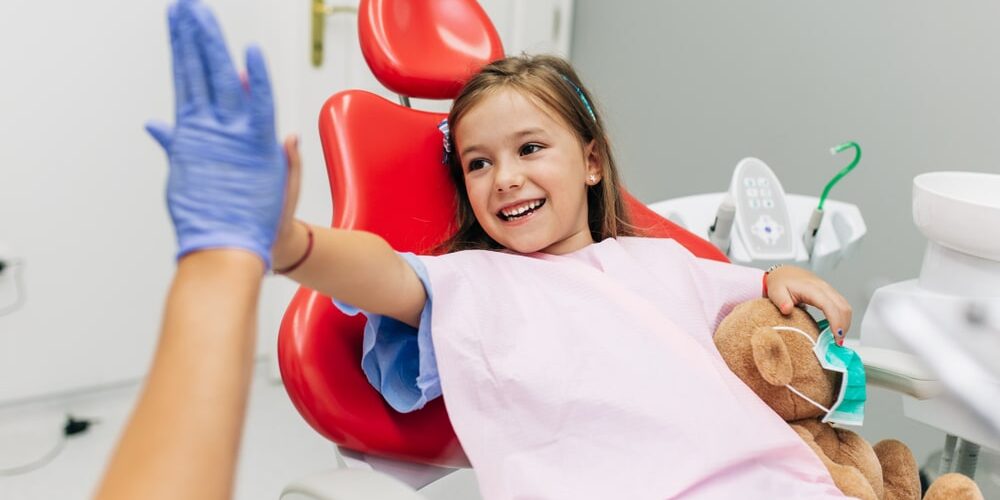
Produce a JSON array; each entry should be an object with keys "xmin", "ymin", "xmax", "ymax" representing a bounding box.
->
[
  {"xmin": 0, "ymin": 258, "xmax": 25, "ymax": 316},
  {"xmin": 0, "ymin": 415, "xmax": 93, "ymax": 476}
]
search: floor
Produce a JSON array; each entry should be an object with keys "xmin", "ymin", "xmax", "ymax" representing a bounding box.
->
[
  {"xmin": 4, "ymin": 364, "xmax": 996, "ymax": 499},
  {"xmin": 0, "ymin": 361, "xmax": 480, "ymax": 499}
]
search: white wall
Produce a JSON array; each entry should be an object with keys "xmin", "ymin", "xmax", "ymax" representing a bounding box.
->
[
  {"xmin": 0, "ymin": 0, "xmax": 572, "ymax": 404},
  {"xmin": 569, "ymin": 0, "xmax": 1000, "ymax": 472},
  {"xmin": 0, "ymin": 0, "xmax": 311, "ymax": 404}
]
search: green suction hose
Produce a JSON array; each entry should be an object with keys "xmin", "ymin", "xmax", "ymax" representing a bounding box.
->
[{"xmin": 819, "ymin": 142, "xmax": 861, "ymax": 210}]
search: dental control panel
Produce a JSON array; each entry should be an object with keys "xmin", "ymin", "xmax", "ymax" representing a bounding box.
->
[
  {"xmin": 648, "ymin": 157, "xmax": 867, "ymax": 274},
  {"xmin": 732, "ymin": 158, "xmax": 794, "ymax": 261}
]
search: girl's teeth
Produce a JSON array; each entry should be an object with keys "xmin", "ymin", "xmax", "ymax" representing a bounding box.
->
[{"xmin": 499, "ymin": 199, "xmax": 544, "ymax": 220}]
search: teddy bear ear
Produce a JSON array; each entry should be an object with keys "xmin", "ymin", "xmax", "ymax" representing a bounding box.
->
[{"xmin": 750, "ymin": 327, "xmax": 794, "ymax": 386}]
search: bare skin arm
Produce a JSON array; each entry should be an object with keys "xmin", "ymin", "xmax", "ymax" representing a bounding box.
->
[
  {"xmin": 271, "ymin": 141, "xmax": 426, "ymax": 328},
  {"xmin": 95, "ymin": 1, "xmax": 423, "ymax": 495},
  {"xmin": 94, "ymin": 250, "xmax": 262, "ymax": 500}
]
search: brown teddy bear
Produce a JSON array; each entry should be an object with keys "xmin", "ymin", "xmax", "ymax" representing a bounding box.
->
[{"xmin": 713, "ymin": 298, "xmax": 983, "ymax": 500}]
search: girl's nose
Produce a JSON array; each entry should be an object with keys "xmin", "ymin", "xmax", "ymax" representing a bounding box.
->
[{"xmin": 494, "ymin": 164, "xmax": 524, "ymax": 192}]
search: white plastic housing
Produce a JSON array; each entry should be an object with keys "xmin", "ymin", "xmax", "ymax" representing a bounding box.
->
[
  {"xmin": 648, "ymin": 193, "xmax": 866, "ymax": 275},
  {"xmin": 913, "ymin": 171, "xmax": 1000, "ymax": 262}
]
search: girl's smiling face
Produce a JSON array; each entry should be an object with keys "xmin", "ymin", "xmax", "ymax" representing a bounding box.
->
[{"xmin": 455, "ymin": 88, "xmax": 602, "ymax": 255}]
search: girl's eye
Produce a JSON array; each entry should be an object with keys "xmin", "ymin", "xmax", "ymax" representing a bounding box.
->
[
  {"xmin": 467, "ymin": 158, "xmax": 490, "ymax": 172},
  {"xmin": 519, "ymin": 143, "xmax": 543, "ymax": 156}
]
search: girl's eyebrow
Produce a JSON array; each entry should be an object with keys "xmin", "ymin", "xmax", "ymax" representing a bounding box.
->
[{"xmin": 460, "ymin": 128, "xmax": 546, "ymax": 157}]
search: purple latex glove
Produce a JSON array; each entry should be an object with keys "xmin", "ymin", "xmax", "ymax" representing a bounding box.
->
[{"xmin": 147, "ymin": 0, "xmax": 286, "ymax": 269}]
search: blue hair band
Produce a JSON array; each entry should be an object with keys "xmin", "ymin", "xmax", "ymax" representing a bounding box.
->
[{"xmin": 561, "ymin": 75, "xmax": 596, "ymax": 122}]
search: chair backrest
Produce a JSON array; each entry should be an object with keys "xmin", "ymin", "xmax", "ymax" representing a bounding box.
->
[{"xmin": 278, "ymin": 0, "xmax": 727, "ymax": 469}]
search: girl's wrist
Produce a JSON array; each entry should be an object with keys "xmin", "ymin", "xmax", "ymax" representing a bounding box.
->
[
  {"xmin": 272, "ymin": 221, "xmax": 309, "ymax": 270},
  {"xmin": 762, "ymin": 264, "xmax": 784, "ymax": 296}
]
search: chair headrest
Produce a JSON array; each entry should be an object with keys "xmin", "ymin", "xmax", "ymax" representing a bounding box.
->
[{"xmin": 358, "ymin": 0, "xmax": 505, "ymax": 100}]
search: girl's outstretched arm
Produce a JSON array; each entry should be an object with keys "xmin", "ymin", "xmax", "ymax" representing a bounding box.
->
[
  {"xmin": 272, "ymin": 139, "xmax": 426, "ymax": 328},
  {"xmin": 275, "ymin": 222, "xmax": 426, "ymax": 328}
]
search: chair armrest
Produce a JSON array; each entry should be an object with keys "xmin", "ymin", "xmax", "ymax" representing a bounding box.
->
[
  {"xmin": 281, "ymin": 469, "xmax": 428, "ymax": 500},
  {"xmin": 851, "ymin": 343, "xmax": 943, "ymax": 400}
]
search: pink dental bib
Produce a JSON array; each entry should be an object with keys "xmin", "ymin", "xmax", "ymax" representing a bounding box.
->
[{"xmin": 419, "ymin": 237, "xmax": 844, "ymax": 499}]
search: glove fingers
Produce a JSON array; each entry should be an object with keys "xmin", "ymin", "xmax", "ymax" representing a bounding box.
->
[
  {"xmin": 173, "ymin": 0, "xmax": 210, "ymax": 115},
  {"xmin": 145, "ymin": 120, "xmax": 175, "ymax": 151},
  {"xmin": 166, "ymin": 4, "xmax": 192, "ymax": 115},
  {"xmin": 188, "ymin": 0, "xmax": 244, "ymax": 120},
  {"xmin": 245, "ymin": 44, "xmax": 276, "ymax": 140}
]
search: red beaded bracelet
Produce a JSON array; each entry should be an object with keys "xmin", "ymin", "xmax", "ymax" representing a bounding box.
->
[
  {"xmin": 762, "ymin": 264, "xmax": 782, "ymax": 296},
  {"xmin": 274, "ymin": 223, "xmax": 314, "ymax": 275}
]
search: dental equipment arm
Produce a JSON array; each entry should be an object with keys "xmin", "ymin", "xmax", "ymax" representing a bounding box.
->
[
  {"xmin": 850, "ymin": 344, "xmax": 942, "ymax": 400},
  {"xmin": 873, "ymin": 296, "xmax": 1000, "ymax": 438}
]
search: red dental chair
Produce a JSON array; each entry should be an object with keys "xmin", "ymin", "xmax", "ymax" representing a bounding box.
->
[{"xmin": 277, "ymin": 0, "xmax": 727, "ymax": 496}]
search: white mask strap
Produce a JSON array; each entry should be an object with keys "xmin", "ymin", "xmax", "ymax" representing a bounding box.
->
[
  {"xmin": 771, "ymin": 325, "xmax": 816, "ymax": 346},
  {"xmin": 770, "ymin": 326, "xmax": 830, "ymax": 414},
  {"xmin": 785, "ymin": 384, "xmax": 832, "ymax": 414}
]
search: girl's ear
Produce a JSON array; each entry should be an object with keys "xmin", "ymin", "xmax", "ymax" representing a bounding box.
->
[{"xmin": 584, "ymin": 140, "xmax": 601, "ymax": 183}]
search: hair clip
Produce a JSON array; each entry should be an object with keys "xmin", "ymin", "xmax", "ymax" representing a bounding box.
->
[
  {"xmin": 438, "ymin": 118, "xmax": 452, "ymax": 164},
  {"xmin": 561, "ymin": 75, "xmax": 596, "ymax": 122}
]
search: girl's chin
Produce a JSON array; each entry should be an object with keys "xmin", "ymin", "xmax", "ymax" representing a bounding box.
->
[{"xmin": 493, "ymin": 234, "xmax": 550, "ymax": 255}]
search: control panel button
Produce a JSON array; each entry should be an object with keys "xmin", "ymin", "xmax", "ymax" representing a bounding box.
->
[{"xmin": 751, "ymin": 215, "xmax": 785, "ymax": 245}]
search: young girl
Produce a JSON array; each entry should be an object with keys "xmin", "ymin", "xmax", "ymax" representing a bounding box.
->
[{"xmin": 154, "ymin": 1, "xmax": 851, "ymax": 497}]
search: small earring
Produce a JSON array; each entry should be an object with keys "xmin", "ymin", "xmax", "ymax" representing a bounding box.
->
[{"xmin": 588, "ymin": 175, "xmax": 598, "ymax": 184}]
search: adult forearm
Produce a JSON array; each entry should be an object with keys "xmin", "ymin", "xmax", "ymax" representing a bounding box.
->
[{"xmin": 95, "ymin": 250, "xmax": 263, "ymax": 500}]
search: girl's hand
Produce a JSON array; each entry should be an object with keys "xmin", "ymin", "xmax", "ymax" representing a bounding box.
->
[
  {"xmin": 765, "ymin": 265, "xmax": 852, "ymax": 345},
  {"xmin": 271, "ymin": 136, "xmax": 305, "ymax": 269}
]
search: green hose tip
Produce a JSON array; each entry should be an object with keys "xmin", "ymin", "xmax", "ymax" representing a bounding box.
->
[{"xmin": 819, "ymin": 141, "xmax": 861, "ymax": 210}]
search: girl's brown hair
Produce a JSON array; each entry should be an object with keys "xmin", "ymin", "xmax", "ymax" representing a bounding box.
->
[{"xmin": 439, "ymin": 54, "xmax": 633, "ymax": 252}]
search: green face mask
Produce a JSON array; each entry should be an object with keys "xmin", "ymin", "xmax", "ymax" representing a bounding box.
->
[{"xmin": 772, "ymin": 324, "xmax": 867, "ymax": 426}]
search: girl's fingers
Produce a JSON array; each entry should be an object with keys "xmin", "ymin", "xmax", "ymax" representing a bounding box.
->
[
  {"xmin": 768, "ymin": 284, "xmax": 796, "ymax": 315},
  {"xmin": 284, "ymin": 134, "xmax": 302, "ymax": 211},
  {"xmin": 773, "ymin": 282, "xmax": 851, "ymax": 343},
  {"xmin": 829, "ymin": 288, "xmax": 853, "ymax": 341},
  {"xmin": 802, "ymin": 286, "xmax": 850, "ymax": 344},
  {"xmin": 279, "ymin": 134, "xmax": 302, "ymax": 230}
]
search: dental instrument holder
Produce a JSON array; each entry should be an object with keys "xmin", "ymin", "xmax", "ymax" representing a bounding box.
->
[
  {"xmin": 707, "ymin": 196, "xmax": 735, "ymax": 254},
  {"xmin": 650, "ymin": 158, "xmax": 867, "ymax": 274}
]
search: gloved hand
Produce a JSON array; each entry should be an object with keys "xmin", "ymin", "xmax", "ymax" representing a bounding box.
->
[{"xmin": 146, "ymin": 0, "xmax": 286, "ymax": 269}]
